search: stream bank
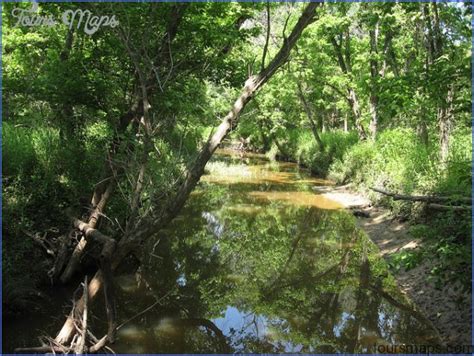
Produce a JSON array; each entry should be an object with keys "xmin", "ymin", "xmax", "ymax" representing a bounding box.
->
[{"xmin": 317, "ymin": 183, "xmax": 472, "ymax": 346}]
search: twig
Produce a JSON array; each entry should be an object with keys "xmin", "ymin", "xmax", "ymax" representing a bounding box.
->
[{"xmin": 116, "ymin": 290, "xmax": 173, "ymax": 330}]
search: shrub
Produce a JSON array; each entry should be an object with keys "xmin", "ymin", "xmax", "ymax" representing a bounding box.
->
[
  {"xmin": 276, "ymin": 128, "xmax": 358, "ymax": 176},
  {"xmin": 2, "ymin": 122, "xmax": 36, "ymax": 177}
]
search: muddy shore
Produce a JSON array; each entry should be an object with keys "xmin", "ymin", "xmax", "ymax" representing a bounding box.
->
[{"xmin": 315, "ymin": 183, "xmax": 472, "ymax": 346}]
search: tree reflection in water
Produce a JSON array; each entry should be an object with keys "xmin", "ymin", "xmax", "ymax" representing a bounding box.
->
[{"xmin": 113, "ymin": 152, "xmax": 440, "ymax": 353}]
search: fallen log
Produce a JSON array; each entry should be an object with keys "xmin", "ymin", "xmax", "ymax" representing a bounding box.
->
[
  {"xmin": 53, "ymin": 220, "xmax": 118, "ymax": 347},
  {"xmin": 60, "ymin": 181, "xmax": 118, "ymax": 283},
  {"xmin": 370, "ymin": 187, "xmax": 471, "ymax": 205}
]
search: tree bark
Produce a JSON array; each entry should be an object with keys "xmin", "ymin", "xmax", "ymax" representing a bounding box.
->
[
  {"xmin": 347, "ymin": 88, "xmax": 366, "ymax": 140},
  {"xmin": 369, "ymin": 21, "xmax": 379, "ymax": 140},
  {"xmin": 416, "ymin": 119, "xmax": 429, "ymax": 147},
  {"xmin": 296, "ymin": 80, "xmax": 324, "ymax": 150},
  {"xmin": 59, "ymin": 27, "xmax": 76, "ymax": 142},
  {"xmin": 331, "ymin": 35, "xmax": 367, "ymax": 140},
  {"xmin": 438, "ymin": 84, "xmax": 454, "ymax": 163}
]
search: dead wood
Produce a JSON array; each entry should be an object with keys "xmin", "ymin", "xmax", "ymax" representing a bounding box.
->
[
  {"xmin": 371, "ymin": 187, "xmax": 471, "ymax": 204},
  {"xmin": 129, "ymin": 1, "xmax": 323, "ymax": 246},
  {"xmin": 101, "ymin": 253, "xmax": 117, "ymax": 343},
  {"xmin": 88, "ymin": 335, "xmax": 108, "ymax": 353},
  {"xmin": 14, "ymin": 345, "xmax": 66, "ymax": 353},
  {"xmin": 74, "ymin": 277, "xmax": 88, "ymax": 355},
  {"xmin": 57, "ymin": 4, "xmax": 189, "ymax": 285}
]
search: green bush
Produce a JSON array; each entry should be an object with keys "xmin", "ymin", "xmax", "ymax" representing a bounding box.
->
[
  {"xmin": 328, "ymin": 128, "xmax": 440, "ymax": 214},
  {"xmin": 275, "ymin": 128, "xmax": 358, "ymax": 176},
  {"xmin": 2, "ymin": 121, "xmax": 115, "ymax": 314},
  {"xmin": 2, "ymin": 122, "xmax": 36, "ymax": 177}
]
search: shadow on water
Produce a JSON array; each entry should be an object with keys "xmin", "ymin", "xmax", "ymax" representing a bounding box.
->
[{"xmin": 4, "ymin": 149, "xmax": 440, "ymax": 353}]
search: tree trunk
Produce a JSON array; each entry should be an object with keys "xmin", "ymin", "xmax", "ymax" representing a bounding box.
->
[
  {"xmin": 296, "ymin": 81, "xmax": 324, "ymax": 151},
  {"xmin": 369, "ymin": 22, "xmax": 379, "ymax": 141},
  {"xmin": 331, "ymin": 34, "xmax": 367, "ymax": 141},
  {"xmin": 348, "ymin": 88, "xmax": 367, "ymax": 140},
  {"xmin": 439, "ymin": 85, "xmax": 454, "ymax": 163},
  {"xmin": 58, "ymin": 27, "xmax": 76, "ymax": 142},
  {"xmin": 422, "ymin": 2, "xmax": 450, "ymax": 163},
  {"xmin": 417, "ymin": 119, "xmax": 429, "ymax": 147}
]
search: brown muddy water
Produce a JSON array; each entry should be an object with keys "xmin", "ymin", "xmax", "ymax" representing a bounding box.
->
[{"xmin": 4, "ymin": 149, "xmax": 440, "ymax": 353}]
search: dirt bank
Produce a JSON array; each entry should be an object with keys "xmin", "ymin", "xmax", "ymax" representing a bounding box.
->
[{"xmin": 314, "ymin": 183, "xmax": 472, "ymax": 347}]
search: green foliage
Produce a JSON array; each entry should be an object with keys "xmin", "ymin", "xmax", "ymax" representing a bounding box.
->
[
  {"xmin": 272, "ymin": 129, "xmax": 358, "ymax": 176},
  {"xmin": 328, "ymin": 128, "xmax": 472, "ymax": 214},
  {"xmin": 388, "ymin": 250, "xmax": 423, "ymax": 272},
  {"xmin": 2, "ymin": 121, "xmax": 114, "ymax": 308},
  {"xmin": 3, "ymin": 123, "xmax": 36, "ymax": 177},
  {"xmin": 435, "ymin": 127, "xmax": 472, "ymax": 195}
]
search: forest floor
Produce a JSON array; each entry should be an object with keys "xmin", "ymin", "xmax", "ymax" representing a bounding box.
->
[{"xmin": 315, "ymin": 183, "xmax": 472, "ymax": 347}]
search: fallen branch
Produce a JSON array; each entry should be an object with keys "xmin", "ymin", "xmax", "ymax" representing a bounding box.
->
[
  {"xmin": 88, "ymin": 335, "xmax": 108, "ymax": 353},
  {"xmin": 61, "ymin": 182, "xmax": 117, "ymax": 283},
  {"xmin": 370, "ymin": 187, "xmax": 471, "ymax": 205},
  {"xmin": 23, "ymin": 230, "xmax": 56, "ymax": 257},
  {"xmin": 52, "ymin": 220, "xmax": 118, "ymax": 348},
  {"xmin": 101, "ymin": 250, "xmax": 117, "ymax": 343},
  {"xmin": 14, "ymin": 345, "xmax": 66, "ymax": 353}
]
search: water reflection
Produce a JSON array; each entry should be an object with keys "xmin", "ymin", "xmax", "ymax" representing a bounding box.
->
[{"xmin": 110, "ymin": 149, "xmax": 439, "ymax": 353}]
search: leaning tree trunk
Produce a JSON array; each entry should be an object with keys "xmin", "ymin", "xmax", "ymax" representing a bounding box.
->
[{"xmin": 53, "ymin": 1, "xmax": 323, "ymax": 348}]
